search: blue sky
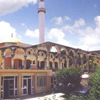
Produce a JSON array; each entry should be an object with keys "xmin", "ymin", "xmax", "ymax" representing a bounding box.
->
[{"xmin": 0, "ymin": 0, "xmax": 100, "ymax": 51}]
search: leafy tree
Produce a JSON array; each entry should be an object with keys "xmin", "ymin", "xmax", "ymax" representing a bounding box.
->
[
  {"xmin": 87, "ymin": 66, "xmax": 100, "ymax": 99},
  {"xmin": 56, "ymin": 67, "xmax": 82, "ymax": 95}
]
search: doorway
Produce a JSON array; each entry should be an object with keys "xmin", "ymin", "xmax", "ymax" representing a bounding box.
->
[
  {"xmin": 4, "ymin": 80, "xmax": 9, "ymax": 98},
  {"xmin": 22, "ymin": 76, "xmax": 34, "ymax": 95},
  {"xmin": 3, "ymin": 76, "xmax": 17, "ymax": 99}
]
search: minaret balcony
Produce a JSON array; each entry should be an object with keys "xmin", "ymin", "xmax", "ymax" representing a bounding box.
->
[{"xmin": 38, "ymin": 8, "xmax": 46, "ymax": 13}]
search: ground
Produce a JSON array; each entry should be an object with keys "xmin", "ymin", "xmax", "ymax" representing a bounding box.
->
[{"xmin": 9, "ymin": 93, "xmax": 66, "ymax": 100}]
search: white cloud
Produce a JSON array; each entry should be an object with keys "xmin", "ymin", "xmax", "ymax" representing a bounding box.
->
[
  {"xmin": 79, "ymin": 27, "xmax": 99, "ymax": 45},
  {"xmin": 63, "ymin": 18, "xmax": 85, "ymax": 34},
  {"xmin": 63, "ymin": 25, "xmax": 74, "ymax": 34},
  {"xmin": 64, "ymin": 16, "xmax": 71, "ymax": 21},
  {"xmin": 51, "ymin": 16, "xmax": 71, "ymax": 25},
  {"xmin": 95, "ymin": 16, "xmax": 100, "ymax": 27},
  {"xmin": 74, "ymin": 18, "xmax": 85, "ymax": 28},
  {"xmin": 0, "ymin": 21, "xmax": 20, "ymax": 42},
  {"xmin": 25, "ymin": 29, "xmax": 39, "ymax": 38},
  {"xmin": 0, "ymin": 0, "xmax": 38, "ymax": 15},
  {"xmin": 49, "ymin": 16, "xmax": 100, "ymax": 50},
  {"xmin": 21, "ymin": 23, "xmax": 27, "ymax": 28},
  {"xmin": 48, "ymin": 28, "xmax": 71, "ymax": 46},
  {"xmin": 48, "ymin": 28, "xmax": 64, "ymax": 39},
  {"xmin": 52, "ymin": 17, "xmax": 63, "ymax": 25},
  {"xmin": 76, "ymin": 16, "xmax": 100, "ymax": 50}
]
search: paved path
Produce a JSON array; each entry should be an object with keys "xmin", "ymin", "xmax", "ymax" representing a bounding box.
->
[
  {"xmin": 20, "ymin": 93, "xmax": 66, "ymax": 100},
  {"xmin": 2, "ymin": 93, "xmax": 66, "ymax": 100}
]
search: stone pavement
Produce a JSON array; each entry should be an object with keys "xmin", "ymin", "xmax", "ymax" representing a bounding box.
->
[
  {"xmin": 20, "ymin": 93, "xmax": 66, "ymax": 100},
  {"xmin": 2, "ymin": 93, "xmax": 66, "ymax": 100}
]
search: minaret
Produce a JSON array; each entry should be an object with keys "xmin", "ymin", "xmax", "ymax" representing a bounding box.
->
[{"xmin": 38, "ymin": 0, "xmax": 46, "ymax": 43}]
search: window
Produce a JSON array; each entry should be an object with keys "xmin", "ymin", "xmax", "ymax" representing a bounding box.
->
[{"xmin": 37, "ymin": 76, "xmax": 46, "ymax": 87}]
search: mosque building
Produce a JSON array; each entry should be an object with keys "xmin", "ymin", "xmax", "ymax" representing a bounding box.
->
[{"xmin": 0, "ymin": 0, "xmax": 100, "ymax": 99}]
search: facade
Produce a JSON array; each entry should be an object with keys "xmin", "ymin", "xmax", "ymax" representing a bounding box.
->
[
  {"xmin": 0, "ymin": 41, "xmax": 100, "ymax": 99},
  {"xmin": 0, "ymin": 41, "xmax": 52, "ymax": 99},
  {"xmin": 0, "ymin": 0, "xmax": 100, "ymax": 98}
]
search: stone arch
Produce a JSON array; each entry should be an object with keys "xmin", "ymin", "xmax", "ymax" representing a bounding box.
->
[
  {"xmin": 14, "ymin": 58, "xmax": 23, "ymax": 69},
  {"xmin": 82, "ymin": 54, "xmax": 87, "ymax": 65},
  {"xmin": 76, "ymin": 52, "xmax": 81, "ymax": 67},
  {"xmin": 49, "ymin": 53, "xmax": 54, "ymax": 60},
  {"xmin": 62, "ymin": 55, "xmax": 67, "ymax": 68},
  {"xmin": 38, "ymin": 51, "xmax": 46, "ymax": 58},
  {"xmin": 26, "ymin": 59, "xmax": 31, "ymax": 69},
  {"xmin": 50, "ymin": 46, "xmax": 57, "ymax": 53},
  {"xmin": 33, "ymin": 48, "xmax": 38, "ymax": 54},
  {"xmin": 4, "ymin": 48, "xmax": 12, "ymax": 56},
  {"xmin": 37, "ymin": 44, "xmax": 47, "ymax": 51},
  {"xmin": 69, "ymin": 49, "xmax": 75, "ymax": 56},
  {"xmin": 37, "ymin": 51, "xmax": 46, "ymax": 69},
  {"xmin": 55, "ymin": 45, "xmax": 61, "ymax": 53},
  {"xmin": 69, "ymin": 49, "xmax": 75, "ymax": 67},
  {"xmin": 14, "ymin": 48, "xmax": 25, "ymax": 68},
  {"xmin": 88, "ymin": 54, "xmax": 94, "ymax": 72},
  {"xmin": 3, "ymin": 48, "xmax": 12, "ymax": 69},
  {"xmin": 15, "ymin": 48, "xmax": 25, "ymax": 55},
  {"xmin": 26, "ymin": 48, "xmax": 34, "ymax": 55},
  {"xmin": 37, "ymin": 60, "xmax": 45, "ymax": 69},
  {"xmin": 61, "ymin": 47, "xmax": 69, "ymax": 56}
]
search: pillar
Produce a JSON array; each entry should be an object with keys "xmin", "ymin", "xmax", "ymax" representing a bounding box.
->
[
  {"xmin": 46, "ymin": 52, "xmax": 50, "ymax": 69},
  {"xmin": 0, "ymin": 75, "xmax": 1, "ymax": 99},
  {"xmin": 34, "ymin": 74, "xmax": 37, "ymax": 94},
  {"xmin": 67, "ymin": 58, "xmax": 69, "ymax": 68},
  {"xmin": 11, "ymin": 58, "xmax": 14, "ymax": 69},
  {"xmin": 52, "ymin": 59, "xmax": 55, "ymax": 69},
  {"xmin": 18, "ymin": 74, "xmax": 22, "ymax": 96},
  {"xmin": 46, "ymin": 74, "xmax": 51, "ymax": 92},
  {"xmin": 24, "ymin": 55, "xmax": 27, "ymax": 69},
  {"xmin": 35, "ymin": 56, "xmax": 38, "ymax": 69},
  {"xmin": 1, "ymin": 55, "xmax": 5, "ymax": 69}
]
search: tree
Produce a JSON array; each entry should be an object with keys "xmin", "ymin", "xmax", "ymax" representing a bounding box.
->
[
  {"xmin": 87, "ymin": 66, "xmax": 100, "ymax": 99},
  {"xmin": 56, "ymin": 67, "xmax": 82, "ymax": 95}
]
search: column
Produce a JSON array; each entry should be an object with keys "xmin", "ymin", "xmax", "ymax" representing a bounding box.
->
[
  {"xmin": 81, "ymin": 58, "xmax": 84, "ymax": 68},
  {"xmin": 46, "ymin": 52, "xmax": 50, "ymax": 69},
  {"xmin": 86, "ymin": 56, "xmax": 89, "ymax": 72},
  {"xmin": 18, "ymin": 74, "xmax": 22, "ymax": 96},
  {"xmin": 58, "ymin": 53, "xmax": 61, "ymax": 69},
  {"xmin": 24, "ymin": 55, "xmax": 27, "ymax": 69},
  {"xmin": 73, "ymin": 56, "xmax": 77, "ymax": 67},
  {"xmin": 39, "ymin": 61, "xmax": 41, "ymax": 69},
  {"xmin": 1, "ymin": 54, "xmax": 5, "ymax": 69},
  {"xmin": 52, "ymin": 59, "xmax": 55, "ymax": 69},
  {"xmin": 67, "ymin": 58, "xmax": 69, "ymax": 68},
  {"xmin": 46, "ymin": 73, "xmax": 51, "ymax": 92},
  {"xmin": 11, "ymin": 58, "xmax": 14, "ymax": 69},
  {"xmin": 58, "ymin": 58, "xmax": 61, "ymax": 69},
  {"xmin": 11, "ymin": 49, "xmax": 15, "ymax": 69},
  {"xmin": 35, "ymin": 55, "xmax": 38, "ymax": 69},
  {"xmin": 34, "ymin": 74, "xmax": 37, "ymax": 94},
  {"xmin": 0, "ymin": 75, "xmax": 1, "ymax": 99}
]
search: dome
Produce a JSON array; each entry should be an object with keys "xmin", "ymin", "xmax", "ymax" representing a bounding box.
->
[{"xmin": 6, "ymin": 34, "xmax": 21, "ymax": 43}]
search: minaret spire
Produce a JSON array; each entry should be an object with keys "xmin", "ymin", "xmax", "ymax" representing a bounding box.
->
[{"xmin": 38, "ymin": 0, "xmax": 46, "ymax": 43}]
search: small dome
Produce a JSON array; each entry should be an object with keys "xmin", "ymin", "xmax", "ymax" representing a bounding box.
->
[{"xmin": 6, "ymin": 33, "xmax": 21, "ymax": 43}]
